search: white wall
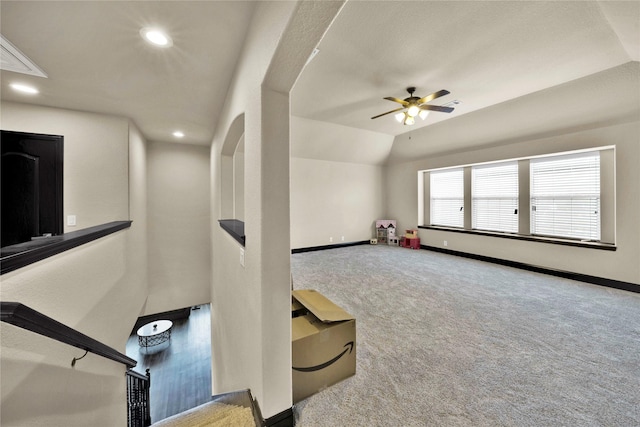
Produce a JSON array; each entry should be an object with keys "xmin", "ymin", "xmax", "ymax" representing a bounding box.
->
[
  {"xmin": 209, "ymin": 3, "xmax": 296, "ymax": 419},
  {"xmin": 145, "ymin": 141, "xmax": 211, "ymax": 315},
  {"xmin": 290, "ymin": 157, "xmax": 385, "ymax": 248},
  {"xmin": 209, "ymin": 1, "xmax": 345, "ymax": 419},
  {"xmin": 1, "ymin": 102, "xmax": 129, "ymax": 230},
  {"xmin": 289, "ymin": 117, "xmax": 391, "ymax": 248},
  {"xmin": 0, "ymin": 103, "xmax": 149, "ymax": 426},
  {"xmin": 386, "ymin": 62, "xmax": 640, "ymax": 286},
  {"xmin": 291, "ymin": 116, "xmax": 393, "ymax": 165},
  {"xmin": 387, "ymin": 120, "xmax": 640, "ymax": 285}
]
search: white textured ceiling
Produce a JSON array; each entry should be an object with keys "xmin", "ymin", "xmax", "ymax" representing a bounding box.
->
[
  {"xmin": 0, "ymin": 1, "xmax": 256, "ymax": 146},
  {"xmin": 292, "ymin": 0, "xmax": 639, "ymax": 137},
  {"xmin": 0, "ymin": 1, "xmax": 638, "ymax": 150}
]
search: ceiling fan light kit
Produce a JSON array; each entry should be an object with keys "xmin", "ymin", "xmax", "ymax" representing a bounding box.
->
[{"xmin": 372, "ymin": 87, "xmax": 453, "ymax": 125}]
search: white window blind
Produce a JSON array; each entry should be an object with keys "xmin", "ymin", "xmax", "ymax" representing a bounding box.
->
[
  {"xmin": 430, "ymin": 168, "xmax": 464, "ymax": 227},
  {"xmin": 472, "ymin": 162, "xmax": 518, "ymax": 233},
  {"xmin": 530, "ymin": 152, "xmax": 600, "ymax": 240}
]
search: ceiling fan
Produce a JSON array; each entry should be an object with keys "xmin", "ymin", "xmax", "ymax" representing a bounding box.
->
[{"xmin": 371, "ymin": 87, "xmax": 454, "ymax": 125}]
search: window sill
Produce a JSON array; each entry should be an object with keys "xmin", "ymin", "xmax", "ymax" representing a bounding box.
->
[
  {"xmin": 1, "ymin": 221, "xmax": 133, "ymax": 275},
  {"xmin": 418, "ymin": 225, "xmax": 616, "ymax": 251},
  {"xmin": 219, "ymin": 219, "xmax": 245, "ymax": 246}
]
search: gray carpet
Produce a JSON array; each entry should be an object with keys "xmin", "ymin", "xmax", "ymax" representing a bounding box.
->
[{"xmin": 291, "ymin": 245, "xmax": 640, "ymax": 426}]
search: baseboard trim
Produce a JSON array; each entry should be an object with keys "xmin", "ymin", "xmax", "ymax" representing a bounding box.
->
[
  {"xmin": 422, "ymin": 245, "xmax": 639, "ymax": 294},
  {"xmin": 263, "ymin": 407, "xmax": 294, "ymax": 427},
  {"xmin": 292, "ymin": 240, "xmax": 369, "ymax": 254}
]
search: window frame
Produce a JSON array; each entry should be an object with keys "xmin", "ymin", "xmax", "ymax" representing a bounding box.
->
[
  {"xmin": 429, "ymin": 168, "xmax": 465, "ymax": 228},
  {"xmin": 530, "ymin": 151, "xmax": 600, "ymax": 241},
  {"xmin": 471, "ymin": 161, "xmax": 519, "ymax": 234},
  {"xmin": 419, "ymin": 147, "xmax": 615, "ymax": 251}
]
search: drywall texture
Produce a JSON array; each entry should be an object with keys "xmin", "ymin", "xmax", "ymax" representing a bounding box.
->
[
  {"xmin": 209, "ymin": 3, "xmax": 297, "ymax": 420},
  {"xmin": 388, "ymin": 62, "xmax": 640, "ymax": 164},
  {"xmin": 209, "ymin": 1, "xmax": 344, "ymax": 419},
  {"xmin": 387, "ymin": 62, "xmax": 639, "ymax": 286},
  {"xmin": 387, "ymin": 120, "xmax": 640, "ymax": 285},
  {"xmin": 0, "ymin": 105, "xmax": 149, "ymax": 426},
  {"xmin": 146, "ymin": 141, "xmax": 211, "ymax": 315},
  {"xmin": 1, "ymin": 102, "xmax": 129, "ymax": 229},
  {"xmin": 290, "ymin": 157, "xmax": 385, "ymax": 248},
  {"xmin": 290, "ymin": 116, "xmax": 393, "ymax": 165}
]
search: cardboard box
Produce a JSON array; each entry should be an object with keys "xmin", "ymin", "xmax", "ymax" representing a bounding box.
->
[{"xmin": 292, "ymin": 290, "xmax": 356, "ymax": 403}]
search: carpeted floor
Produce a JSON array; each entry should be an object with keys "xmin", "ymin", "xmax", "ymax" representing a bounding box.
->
[
  {"xmin": 151, "ymin": 401, "xmax": 254, "ymax": 427},
  {"xmin": 291, "ymin": 245, "xmax": 640, "ymax": 426}
]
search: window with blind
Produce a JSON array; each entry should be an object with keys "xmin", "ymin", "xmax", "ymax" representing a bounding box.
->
[
  {"xmin": 530, "ymin": 152, "xmax": 600, "ymax": 241},
  {"xmin": 472, "ymin": 162, "xmax": 518, "ymax": 233},
  {"xmin": 430, "ymin": 168, "xmax": 464, "ymax": 227}
]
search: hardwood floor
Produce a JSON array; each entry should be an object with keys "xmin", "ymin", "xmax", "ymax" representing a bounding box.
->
[{"xmin": 126, "ymin": 304, "xmax": 212, "ymax": 424}]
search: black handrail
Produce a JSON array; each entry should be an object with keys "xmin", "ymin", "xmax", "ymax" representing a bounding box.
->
[
  {"xmin": 1, "ymin": 220, "xmax": 132, "ymax": 275},
  {"xmin": 1, "ymin": 302, "xmax": 136, "ymax": 368}
]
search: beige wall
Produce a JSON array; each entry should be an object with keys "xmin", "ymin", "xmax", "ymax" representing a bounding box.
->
[
  {"xmin": 386, "ymin": 62, "xmax": 639, "ymax": 286},
  {"xmin": 209, "ymin": 2, "xmax": 297, "ymax": 417},
  {"xmin": 290, "ymin": 157, "xmax": 385, "ymax": 248},
  {"xmin": 289, "ymin": 117, "xmax": 391, "ymax": 249},
  {"xmin": 387, "ymin": 120, "xmax": 640, "ymax": 285},
  {"xmin": 1, "ymin": 101, "xmax": 129, "ymax": 229},
  {"xmin": 0, "ymin": 103, "xmax": 149, "ymax": 426},
  {"xmin": 145, "ymin": 141, "xmax": 211, "ymax": 315},
  {"xmin": 291, "ymin": 116, "xmax": 393, "ymax": 165},
  {"xmin": 209, "ymin": 1, "xmax": 344, "ymax": 419}
]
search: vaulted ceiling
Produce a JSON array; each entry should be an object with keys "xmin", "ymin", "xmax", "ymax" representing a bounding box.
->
[
  {"xmin": 293, "ymin": 1, "xmax": 639, "ymax": 136},
  {"xmin": 1, "ymin": 1, "xmax": 638, "ymax": 152}
]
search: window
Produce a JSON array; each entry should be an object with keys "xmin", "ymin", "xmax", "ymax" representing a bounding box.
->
[
  {"xmin": 421, "ymin": 146, "xmax": 613, "ymax": 248},
  {"xmin": 530, "ymin": 152, "xmax": 600, "ymax": 241},
  {"xmin": 472, "ymin": 162, "xmax": 518, "ymax": 233},
  {"xmin": 430, "ymin": 168, "xmax": 464, "ymax": 227}
]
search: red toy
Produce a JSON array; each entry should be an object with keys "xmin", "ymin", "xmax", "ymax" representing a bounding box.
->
[{"xmin": 400, "ymin": 236, "xmax": 420, "ymax": 249}]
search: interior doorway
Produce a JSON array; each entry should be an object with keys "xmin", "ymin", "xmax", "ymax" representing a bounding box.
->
[{"xmin": 1, "ymin": 130, "xmax": 63, "ymax": 247}]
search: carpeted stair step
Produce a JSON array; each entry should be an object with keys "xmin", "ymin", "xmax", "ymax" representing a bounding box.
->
[{"xmin": 152, "ymin": 389, "xmax": 261, "ymax": 427}]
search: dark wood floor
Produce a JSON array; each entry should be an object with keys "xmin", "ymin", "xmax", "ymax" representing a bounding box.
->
[{"xmin": 126, "ymin": 304, "xmax": 212, "ymax": 423}]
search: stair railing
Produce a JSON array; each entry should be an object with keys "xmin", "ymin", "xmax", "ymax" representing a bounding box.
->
[
  {"xmin": 1, "ymin": 301, "xmax": 150, "ymax": 426},
  {"xmin": 126, "ymin": 369, "xmax": 151, "ymax": 427},
  {"xmin": 1, "ymin": 301, "xmax": 137, "ymax": 367}
]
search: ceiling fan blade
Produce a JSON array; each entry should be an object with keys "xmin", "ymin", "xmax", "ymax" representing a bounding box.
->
[
  {"xmin": 384, "ymin": 96, "xmax": 410, "ymax": 106},
  {"xmin": 371, "ymin": 107, "xmax": 405, "ymax": 119},
  {"xmin": 419, "ymin": 104, "xmax": 454, "ymax": 113},
  {"xmin": 417, "ymin": 89, "xmax": 450, "ymax": 106}
]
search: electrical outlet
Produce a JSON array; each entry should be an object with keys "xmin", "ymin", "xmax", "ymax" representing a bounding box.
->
[
  {"xmin": 444, "ymin": 240, "xmax": 448, "ymax": 247},
  {"xmin": 329, "ymin": 237, "xmax": 333, "ymax": 243},
  {"xmin": 240, "ymin": 248, "xmax": 245, "ymax": 267},
  {"xmin": 341, "ymin": 236, "xmax": 345, "ymax": 241},
  {"xmin": 67, "ymin": 215, "xmax": 77, "ymax": 226}
]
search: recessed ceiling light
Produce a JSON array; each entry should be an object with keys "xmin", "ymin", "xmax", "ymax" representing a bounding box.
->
[
  {"xmin": 140, "ymin": 27, "xmax": 173, "ymax": 48},
  {"xmin": 173, "ymin": 131, "xmax": 184, "ymax": 138},
  {"xmin": 10, "ymin": 83, "xmax": 39, "ymax": 94}
]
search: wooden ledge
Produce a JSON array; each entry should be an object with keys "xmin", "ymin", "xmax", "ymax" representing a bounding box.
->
[
  {"xmin": 1, "ymin": 221, "xmax": 132, "ymax": 275},
  {"xmin": 219, "ymin": 219, "xmax": 245, "ymax": 246}
]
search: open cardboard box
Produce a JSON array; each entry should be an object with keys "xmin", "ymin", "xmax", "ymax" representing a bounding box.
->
[{"xmin": 291, "ymin": 289, "xmax": 356, "ymax": 403}]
